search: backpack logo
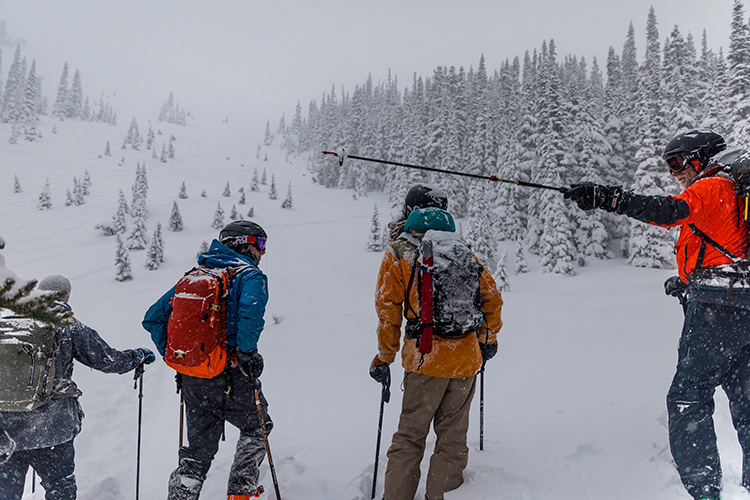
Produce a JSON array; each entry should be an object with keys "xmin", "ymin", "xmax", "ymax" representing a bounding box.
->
[
  {"xmin": 165, "ymin": 266, "xmax": 245, "ymax": 378},
  {"xmin": 406, "ymin": 230, "xmax": 484, "ymax": 354},
  {"xmin": 0, "ymin": 310, "xmax": 58, "ymax": 412}
]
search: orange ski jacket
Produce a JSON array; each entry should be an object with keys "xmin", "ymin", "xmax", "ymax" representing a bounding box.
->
[{"xmin": 374, "ymin": 234, "xmax": 504, "ymax": 379}]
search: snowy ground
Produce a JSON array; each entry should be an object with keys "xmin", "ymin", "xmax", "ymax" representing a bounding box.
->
[{"xmin": 2, "ymin": 114, "xmax": 750, "ymax": 500}]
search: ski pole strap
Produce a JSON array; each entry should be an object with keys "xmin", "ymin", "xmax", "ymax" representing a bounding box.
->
[{"xmin": 688, "ymin": 223, "xmax": 742, "ymax": 264}]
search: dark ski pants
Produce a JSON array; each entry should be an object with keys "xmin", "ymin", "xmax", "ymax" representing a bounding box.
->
[
  {"xmin": 667, "ymin": 301, "xmax": 750, "ymax": 499},
  {"xmin": 0, "ymin": 440, "xmax": 75, "ymax": 500},
  {"xmin": 384, "ymin": 372, "xmax": 476, "ymax": 500},
  {"xmin": 168, "ymin": 370, "xmax": 271, "ymax": 500}
]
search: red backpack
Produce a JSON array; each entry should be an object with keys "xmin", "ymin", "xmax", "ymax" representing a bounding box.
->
[{"xmin": 165, "ymin": 266, "xmax": 246, "ymax": 378}]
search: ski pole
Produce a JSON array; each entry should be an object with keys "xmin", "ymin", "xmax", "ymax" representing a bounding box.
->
[
  {"xmin": 322, "ymin": 150, "xmax": 567, "ymax": 193},
  {"xmin": 254, "ymin": 384, "xmax": 281, "ymax": 500},
  {"xmin": 371, "ymin": 369, "xmax": 391, "ymax": 499},
  {"xmin": 479, "ymin": 364, "xmax": 485, "ymax": 451},
  {"xmin": 179, "ymin": 395, "xmax": 185, "ymax": 448},
  {"xmin": 134, "ymin": 365, "xmax": 145, "ymax": 500}
]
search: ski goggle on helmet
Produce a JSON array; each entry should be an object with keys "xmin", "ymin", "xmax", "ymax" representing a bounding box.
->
[
  {"xmin": 665, "ymin": 152, "xmax": 700, "ymax": 173},
  {"xmin": 224, "ymin": 235, "xmax": 266, "ymax": 252}
]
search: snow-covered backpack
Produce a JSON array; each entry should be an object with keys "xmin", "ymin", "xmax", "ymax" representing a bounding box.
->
[
  {"xmin": 166, "ymin": 266, "xmax": 246, "ymax": 379},
  {"xmin": 405, "ymin": 230, "xmax": 485, "ymax": 354},
  {"xmin": 0, "ymin": 309, "xmax": 58, "ymax": 412}
]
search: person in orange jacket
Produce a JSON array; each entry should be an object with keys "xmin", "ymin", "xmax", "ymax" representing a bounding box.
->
[
  {"xmin": 370, "ymin": 185, "xmax": 503, "ymax": 500},
  {"xmin": 564, "ymin": 130, "xmax": 750, "ymax": 500}
]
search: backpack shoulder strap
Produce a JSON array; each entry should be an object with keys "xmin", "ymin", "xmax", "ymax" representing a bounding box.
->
[{"xmin": 687, "ymin": 223, "xmax": 742, "ymax": 265}]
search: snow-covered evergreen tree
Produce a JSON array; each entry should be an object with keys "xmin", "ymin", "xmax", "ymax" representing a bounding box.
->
[
  {"xmin": 251, "ymin": 168, "xmax": 260, "ymax": 191},
  {"xmin": 514, "ymin": 241, "xmax": 529, "ymax": 274},
  {"xmin": 52, "ymin": 62, "xmax": 69, "ymax": 119},
  {"xmin": 67, "ymin": 69, "xmax": 83, "ymax": 119},
  {"xmin": 247, "ymin": 206, "xmax": 254, "ymax": 218},
  {"xmin": 13, "ymin": 175, "xmax": 20, "ymax": 193},
  {"xmin": 726, "ymin": 0, "xmax": 750, "ymax": 145},
  {"xmin": 264, "ymin": 119, "xmax": 273, "ymax": 146},
  {"xmin": 281, "ymin": 182, "xmax": 293, "ymax": 209},
  {"xmin": 201, "ymin": 190, "xmax": 207, "ymax": 198},
  {"xmin": 72, "ymin": 177, "xmax": 84, "ymax": 206},
  {"xmin": 146, "ymin": 222, "xmax": 164, "ymax": 270},
  {"xmin": 126, "ymin": 117, "xmax": 141, "ymax": 150},
  {"xmin": 82, "ymin": 170, "xmax": 91, "ymax": 196},
  {"xmin": 238, "ymin": 190, "xmax": 246, "ymax": 205},
  {"xmin": 37, "ymin": 179, "xmax": 51, "ymax": 210},
  {"xmin": 104, "ymin": 141, "xmax": 111, "ymax": 156},
  {"xmin": 115, "ymin": 235, "xmax": 133, "ymax": 281},
  {"xmin": 223, "ymin": 182, "xmax": 231, "ymax": 197},
  {"xmin": 21, "ymin": 60, "xmax": 41, "ymax": 141},
  {"xmin": 212, "ymin": 202, "xmax": 225, "ymax": 229},
  {"xmin": 367, "ymin": 203, "xmax": 384, "ymax": 252},
  {"xmin": 230, "ymin": 205, "xmax": 242, "ymax": 221},
  {"xmin": 179, "ymin": 181, "xmax": 187, "ymax": 199},
  {"xmin": 261, "ymin": 168, "xmax": 267, "ymax": 185},
  {"xmin": 268, "ymin": 175, "xmax": 278, "ymax": 200},
  {"xmin": 64, "ymin": 189, "xmax": 73, "ymax": 207},
  {"xmin": 168, "ymin": 201, "xmax": 183, "ymax": 231},
  {"xmin": 113, "ymin": 189, "xmax": 128, "ymax": 234},
  {"xmin": 493, "ymin": 250, "xmax": 510, "ymax": 291},
  {"xmin": 197, "ymin": 241, "xmax": 209, "ymax": 259}
]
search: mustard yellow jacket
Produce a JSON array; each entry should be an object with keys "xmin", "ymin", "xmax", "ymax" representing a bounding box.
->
[{"xmin": 375, "ymin": 234, "xmax": 503, "ymax": 378}]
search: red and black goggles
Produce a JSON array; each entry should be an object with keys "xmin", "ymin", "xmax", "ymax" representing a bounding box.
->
[
  {"xmin": 225, "ymin": 235, "xmax": 266, "ymax": 251},
  {"xmin": 665, "ymin": 153, "xmax": 698, "ymax": 173}
]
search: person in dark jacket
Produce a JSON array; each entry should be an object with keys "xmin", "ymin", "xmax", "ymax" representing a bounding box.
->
[
  {"xmin": 564, "ymin": 130, "xmax": 750, "ymax": 500},
  {"xmin": 142, "ymin": 221, "xmax": 271, "ymax": 500},
  {"xmin": 0, "ymin": 274, "xmax": 155, "ymax": 500}
]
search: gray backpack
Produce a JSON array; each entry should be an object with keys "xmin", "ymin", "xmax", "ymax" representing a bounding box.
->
[{"xmin": 0, "ymin": 309, "xmax": 58, "ymax": 412}]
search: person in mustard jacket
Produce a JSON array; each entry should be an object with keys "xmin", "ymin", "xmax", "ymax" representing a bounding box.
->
[
  {"xmin": 564, "ymin": 130, "xmax": 750, "ymax": 500},
  {"xmin": 370, "ymin": 185, "xmax": 503, "ymax": 500}
]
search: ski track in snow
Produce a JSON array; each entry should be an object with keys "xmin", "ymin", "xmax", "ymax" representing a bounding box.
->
[{"xmin": 3, "ymin": 111, "xmax": 750, "ymax": 499}]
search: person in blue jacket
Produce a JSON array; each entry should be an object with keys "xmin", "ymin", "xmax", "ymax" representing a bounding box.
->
[
  {"xmin": 0, "ymin": 274, "xmax": 155, "ymax": 500},
  {"xmin": 142, "ymin": 221, "xmax": 271, "ymax": 500}
]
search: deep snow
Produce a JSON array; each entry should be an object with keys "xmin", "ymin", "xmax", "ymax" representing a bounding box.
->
[{"xmin": 2, "ymin": 113, "xmax": 750, "ymax": 500}]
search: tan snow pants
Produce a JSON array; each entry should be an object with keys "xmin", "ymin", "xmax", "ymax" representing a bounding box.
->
[{"xmin": 383, "ymin": 371, "xmax": 477, "ymax": 500}]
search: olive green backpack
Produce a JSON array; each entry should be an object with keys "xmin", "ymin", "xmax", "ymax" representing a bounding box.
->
[{"xmin": 0, "ymin": 309, "xmax": 58, "ymax": 412}]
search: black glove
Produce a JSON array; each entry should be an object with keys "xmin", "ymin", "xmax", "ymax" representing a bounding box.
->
[
  {"xmin": 479, "ymin": 342, "xmax": 498, "ymax": 363},
  {"xmin": 369, "ymin": 356, "xmax": 390, "ymax": 385},
  {"xmin": 664, "ymin": 276, "xmax": 688, "ymax": 298},
  {"xmin": 238, "ymin": 349, "xmax": 264, "ymax": 379},
  {"xmin": 564, "ymin": 183, "xmax": 627, "ymax": 213},
  {"xmin": 135, "ymin": 348, "xmax": 156, "ymax": 365}
]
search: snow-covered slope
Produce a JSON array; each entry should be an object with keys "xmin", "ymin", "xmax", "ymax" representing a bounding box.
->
[{"xmin": 2, "ymin": 114, "xmax": 749, "ymax": 500}]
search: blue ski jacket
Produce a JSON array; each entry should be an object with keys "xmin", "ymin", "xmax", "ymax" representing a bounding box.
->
[
  {"xmin": 0, "ymin": 303, "xmax": 143, "ymax": 450},
  {"xmin": 142, "ymin": 239, "xmax": 268, "ymax": 356}
]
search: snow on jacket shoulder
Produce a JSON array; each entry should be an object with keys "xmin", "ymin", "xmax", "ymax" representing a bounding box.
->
[
  {"xmin": 142, "ymin": 239, "xmax": 268, "ymax": 356},
  {"xmin": 0, "ymin": 302, "xmax": 142, "ymax": 450},
  {"xmin": 375, "ymin": 228, "xmax": 503, "ymax": 379}
]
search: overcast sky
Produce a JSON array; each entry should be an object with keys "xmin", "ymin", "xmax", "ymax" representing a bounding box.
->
[{"xmin": 0, "ymin": 0, "xmax": 737, "ymax": 138}]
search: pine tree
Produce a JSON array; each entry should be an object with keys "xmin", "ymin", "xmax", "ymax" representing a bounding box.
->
[
  {"xmin": 126, "ymin": 117, "xmax": 141, "ymax": 150},
  {"xmin": 21, "ymin": 60, "xmax": 41, "ymax": 141},
  {"xmin": 201, "ymin": 190, "xmax": 207, "ymax": 198},
  {"xmin": 168, "ymin": 201, "xmax": 184, "ymax": 231},
  {"xmin": 146, "ymin": 126, "xmax": 155, "ymax": 149},
  {"xmin": 52, "ymin": 62, "xmax": 69, "ymax": 119},
  {"xmin": 37, "ymin": 179, "xmax": 51, "ymax": 210},
  {"xmin": 247, "ymin": 206, "xmax": 255, "ymax": 218},
  {"xmin": 114, "ymin": 189, "xmax": 128, "ymax": 234},
  {"xmin": 281, "ymin": 182, "xmax": 293, "ymax": 209},
  {"xmin": 223, "ymin": 182, "xmax": 231, "ymax": 197},
  {"xmin": 264, "ymin": 119, "xmax": 273, "ymax": 146},
  {"xmin": 179, "ymin": 181, "xmax": 188, "ymax": 199},
  {"xmin": 238, "ymin": 190, "xmax": 246, "ymax": 205},
  {"xmin": 127, "ymin": 209, "xmax": 148, "ymax": 251},
  {"xmin": 261, "ymin": 168, "xmax": 267, "ymax": 185},
  {"xmin": 67, "ymin": 69, "xmax": 83, "ymax": 119},
  {"xmin": 514, "ymin": 241, "xmax": 529, "ymax": 274},
  {"xmin": 160, "ymin": 143, "xmax": 167, "ymax": 162},
  {"xmin": 146, "ymin": 222, "xmax": 164, "ymax": 270},
  {"xmin": 230, "ymin": 205, "xmax": 241, "ymax": 221},
  {"xmin": 104, "ymin": 141, "xmax": 111, "ymax": 156},
  {"xmin": 115, "ymin": 235, "xmax": 133, "ymax": 281},
  {"xmin": 2, "ymin": 46, "xmax": 23, "ymax": 124},
  {"xmin": 726, "ymin": 0, "xmax": 750, "ymax": 144},
  {"xmin": 197, "ymin": 241, "xmax": 209, "ymax": 259},
  {"xmin": 367, "ymin": 203, "xmax": 384, "ymax": 252},
  {"xmin": 251, "ymin": 168, "xmax": 260, "ymax": 191},
  {"xmin": 82, "ymin": 170, "xmax": 91, "ymax": 196},
  {"xmin": 212, "ymin": 202, "xmax": 225, "ymax": 229},
  {"xmin": 168, "ymin": 136, "xmax": 175, "ymax": 159},
  {"xmin": 65, "ymin": 189, "xmax": 73, "ymax": 206},
  {"xmin": 72, "ymin": 177, "xmax": 84, "ymax": 206},
  {"xmin": 493, "ymin": 250, "xmax": 510, "ymax": 292},
  {"xmin": 13, "ymin": 175, "xmax": 20, "ymax": 193},
  {"xmin": 268, "ymin": 175, "xmax": 278, "ymax": 200}
]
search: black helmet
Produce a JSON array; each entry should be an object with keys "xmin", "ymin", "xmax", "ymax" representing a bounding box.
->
[
  {"xmin": 662, "ymin": 130, "xmax": 726, "ymax": 172},
  {"xmin": 403, "ymin": 184, "xmax": 448, "ymax": 217},
  {"xmin": 219, "ymin": 221, "xmax": 267, "ymax": 257}
]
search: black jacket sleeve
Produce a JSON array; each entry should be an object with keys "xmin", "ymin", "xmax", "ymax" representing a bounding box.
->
[
  {"xmin": 70, "ymin": 321, "xmax": 141, "ymax": 374},
  {"xmin": 619, "ymin": 193, "xmax": 690, "ymax": 227}
]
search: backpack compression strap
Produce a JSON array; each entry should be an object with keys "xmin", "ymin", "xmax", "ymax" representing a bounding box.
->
[{"xmin": 687, "ymin": 223, "xmax": 743, "ymax": 266}]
